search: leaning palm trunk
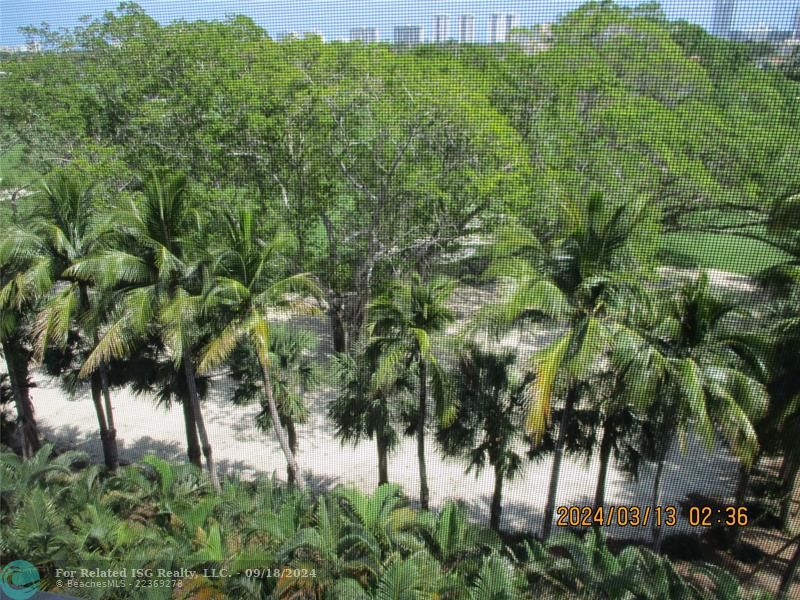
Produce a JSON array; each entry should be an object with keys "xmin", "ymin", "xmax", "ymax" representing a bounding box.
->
[
  {"xmin": 285, "ymin": 416, "xmax": 299, "ymax": 486},
  {"xmin": 418, "ymin": 358, "xmax": 430, "ymax": 510},
  {"xmin": 651, "ymin": 456, "xmax": 666, "ymax": 553},
  {"xmin": 82, "ymin": 288, "xmax": 119, "ymax": 470},
  {"xmin": 3, "ymin": 339, "xmax": 39, "ymax": 459},
  {"xmin": 259, "ymin": 360, "xmax": 304, "ymax": 489},
  {"xmin": 542, "ymin": 386, "xmax": 577, "ymax": 539},
  {"xmin": 183, "ymin": 356, "xmax": 220, "ymax": 491}
]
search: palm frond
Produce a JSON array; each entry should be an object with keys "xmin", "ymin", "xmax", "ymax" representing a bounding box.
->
[{"xmin": 525, "ymin": 334, "xmax": 570, "ymax": 442}]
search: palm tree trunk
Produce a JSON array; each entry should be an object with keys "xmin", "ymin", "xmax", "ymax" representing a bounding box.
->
[
  {"xmin": 418, "ymin": 358, "xmax": 430, "ymax": 510},
  {"xmin": 734, "ymin": 463, "xmax": 751, "ymax": 508},
  {"xmin": 330, "ymin": 304, "xmax": 348, "ymax": 354},
  {"xmin": 651, "ymin": 455, "xmax": 666, "ymax": 553},
  {"xmin": 98, "ymin": 364, "xmax": 119, "ymax": 470},
  {"xmin": 81, "ymin": 284, "xmax": 119, "ymax": 470},
  {"xmin": 259, "ymin": 360, "xmax": 304, "ymax": 489},
  {"xmin": 542, "ymin": 385, "xmax": 577, "ymax": 540},
  {"xmin": 3, "ymin": 338, "xmax": 39, "ymax": 459},
  {"xmin": 781, "ymin": 453, "xmax": 799, "ymax": 532},
  {"xmin": 729, "ymin": 461, "xmax": 753, "ymax": 545},
  {"xmin": 490, "ymin": 462, "xmax": 504, "ymax": 531},
  {"xmin": 376, "ymin": 428, "xmax": 389, "ymax": 486},
  {"xmin": 183, "ymin": 356, "xmax": 220, "ymax": 491},
  {"xmin": 90, "ymin": 372, "xmax": 115, "ymax": 470},
  {"xmin": 593, "ymin": 419, "xmax": 614, "ymax": 512},
  {"xmin": 778, "ymin": 538, "xmax": 800, "ymax": 598},
  {"xmin": 285, "ymin": 416, "xmax": 298, "ymax": 486},
  {"xmin": 181, "ymin": 398, "xmax": 202, "ymax": 468}
]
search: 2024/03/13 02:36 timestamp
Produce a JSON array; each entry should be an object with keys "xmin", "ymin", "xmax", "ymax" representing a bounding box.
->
[{"xmin": 555, "ymin": 505, "xmax": 750, "ymax": 528}]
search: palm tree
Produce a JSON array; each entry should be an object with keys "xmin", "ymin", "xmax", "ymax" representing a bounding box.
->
[
  {"xmin": 77, "ymin": 169, "xmax": 220, "ymax": 490},
  {"xmin": 614, "ymin": 274, "xmax": 769, "ymax": 550},
  {"xmin": 0, "ymin": 211, "xmax": 48, "ymax": 458},
  {"xmin": 329, "ymin": 338, "xmax": 412, "ymax": 486},
  {"xmin": 197, "ymin": 207, "xmax": 320, "ymax": 489},
  {"xmin": 758, "ymin": 285, "xmax": 800, "ymax": 532},
  {"xmin": 437, "ymin": 343, "xmax": 526, "ymax": 531},
  {"xmin": 368, "ymin": 274, "xmax": 456, "ymax": 510},
  {"xmin": 421, "ymin": 500, "xmax": 501, "ymax": 574},
  {"xmin": 478, "ymin": 193, "xmax": 657, "ymax": 539},
  {"xmin": 227, "ymin": 325, "xmax": 317, "ymax": 486},
  {"xmin": 121, "ymin": 338, "xmax": 209, "ymax": 468},
  {"xmin": 22, "ymin": 171, "xmax": 121, "ymax": 470},
  {"xmin": 587, "ymin": 370, "xmax": 638, "ymax": 513},
  {"xmin": 468, "ymin": 554, "xmax": 522, "ymax": 600},
  {"xmin": 334, "ymin": 483, "xmax": 423, "ymax": 554}
]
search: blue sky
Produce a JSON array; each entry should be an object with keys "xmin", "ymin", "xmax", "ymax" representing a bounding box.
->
[{"xmin": 1, "ymin": 1, "xmax": 796, "ymax": 45}]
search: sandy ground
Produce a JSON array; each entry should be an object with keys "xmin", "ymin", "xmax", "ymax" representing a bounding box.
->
[
  {"xmin": 10, "ymin": 279, "xmax": 750, "ymax": 543},
  {"xmin": 27, "ymin": 369, "xmax": 741, "ymax": 541}
]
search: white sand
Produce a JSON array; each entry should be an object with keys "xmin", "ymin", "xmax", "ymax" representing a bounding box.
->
[{"xmin": 7, "ymin": 276, "xmax": 756, "ymax": 540}]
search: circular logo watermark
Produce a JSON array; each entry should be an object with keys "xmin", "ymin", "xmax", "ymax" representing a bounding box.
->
[{"xmin": 0, "ymin": 560, "xmax": 40, "ymax": 600}]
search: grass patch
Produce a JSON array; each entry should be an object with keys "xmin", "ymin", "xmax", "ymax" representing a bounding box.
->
[{"xmin": 660, "ymin": 232, "xmax": 790, "ymax": 276}]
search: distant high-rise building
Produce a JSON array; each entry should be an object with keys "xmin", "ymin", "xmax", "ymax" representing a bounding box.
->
[
  {"xmin": 794, "ymin": 7, "xmax": 800, "ymax": 39},
  {"xmin": 506, "ymin": 13, "xmax": 520, "ymax": 36},
  {"xmin": 350, "ymin": 27, "xmax": 379, "ymax": 43},
  {"xmin": 488, "ymin": 13, "xmax": 518, "ymax": 43},
  {"xmin": 712, "ymin": 0, "xmax": 736, "ymax": 39},
  {"xmin": 488, "ymin": 13, "xmax": 505, "ymax": 43},
  {"xmin": 459, "ymin": 14, "xmax": 475, "ymax": 43},
  {"xmin": 394, "ymin": 25, "xmax": 423, "ymax": 46},
  {"xmin": 433, "ymin": 15, "xmax": 450, "ymax": 43}
]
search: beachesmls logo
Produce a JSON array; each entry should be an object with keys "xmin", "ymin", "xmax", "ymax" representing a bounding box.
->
[{"xmin": 0, "ymin": 560, "xmax": 41, "ymax": 599}]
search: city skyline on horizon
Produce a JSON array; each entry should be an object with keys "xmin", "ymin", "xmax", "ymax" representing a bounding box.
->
[{"xmin": 1, "ymin": 0, "xmax": 798, "ymax": 46}]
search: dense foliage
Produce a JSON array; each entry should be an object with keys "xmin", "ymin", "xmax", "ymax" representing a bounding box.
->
[{"xmin": 0, "ymin": 445, "xmax": 783, "ymax": 599}]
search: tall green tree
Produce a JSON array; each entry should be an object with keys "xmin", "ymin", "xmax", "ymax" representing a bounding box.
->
[
  {"xmin": 197, "ymin": 207, "xmax": 320, "ymax": 489},
  {"xmin": 479, "ymin": 192, "xmax": 657, "ymax": 539},
  {"xmin": 615, "ymin": 274, "xmax": 768, "ymax": 549},
  {"xmin": 329, "ymin": 339, "xmax": 412, "ymax": 486},
  {"xmin": 24, "ymin": 171, "xmax": 120, "ymax": 470},
  {"xmin": 77, "ymin": 169, "xmax": 220, "ymax": 490},
  {"xmin": 227, "ymin": 325, "xmax": 317, "ymax": 486},
  {"xmin": 368, "ymin": 274, "xmax": 456, "ymax": 510},
  {"xmin": 437, "ymin": 343, "xmax": 526, "ymax": 531}
]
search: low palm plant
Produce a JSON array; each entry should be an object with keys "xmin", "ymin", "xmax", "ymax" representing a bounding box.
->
[
  {"xmin": 335, "ymin": 483, "xmax": 424, "ymax": 554},
  {"xmin": 274, "ymin": 494, "xmax": 383, "ymax": 597},
  {"xmin": 420, "ymin": 500, "xmax": 501, "ymax": 576}
]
